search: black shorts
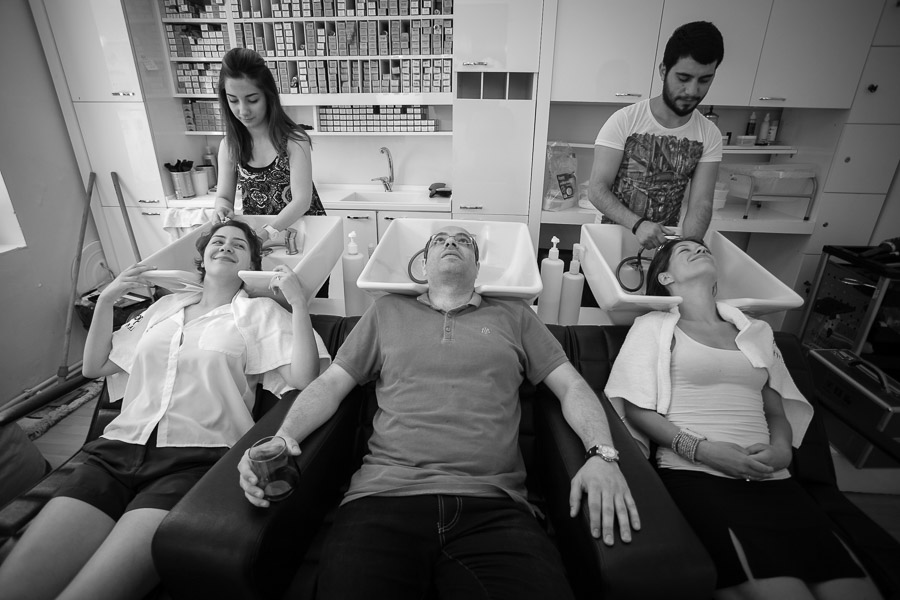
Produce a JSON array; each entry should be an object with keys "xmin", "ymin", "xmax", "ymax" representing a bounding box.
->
[
  {"xmin": 56, "ymin": 433, "xmax": 227, "ymax": 520},
  {"xmin": 659, "ymin": 469, "xmax": 864, "ymax": 589}
]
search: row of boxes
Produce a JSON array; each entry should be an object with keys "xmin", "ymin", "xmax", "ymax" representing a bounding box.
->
[
  {"xmin": 166, "ymin": 23, "xmax": 232, "ymax": 58},
  {"xmin": 162, "ymin": 0, "xmax": 228, "ymax": 19},
  {"xmin": 230, "ymin": 0, "xmax": 452, "ymax": 18},
  {"xmin": 317, "ymin": 105, "xmax": 439, "ymax": 132},
  {"xmin": 274, "ymin": 58, "xmax": 451, "ymax": 94},
  {"xmin": 183, "ymin": 100, "xmax": 226, "ymax": 131},
  {"xmin": 232, "ymin": 18, "xmax": 450, "ymax": 58},
  {"xmin": 175, "ymin": 62, "xmax": 223, "ymax": 94}
]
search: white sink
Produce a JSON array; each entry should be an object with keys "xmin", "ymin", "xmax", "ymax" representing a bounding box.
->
[
  {"xmin": 579, "ymin": 224, "xmax": 803, "ymax": 325},
  {"xmin": 316, "ymin": 184, "xmax": 449, "ymax": 211},
  {"xmin": 339, "ymin": 190, "xmax": 431, "ymax": 204}
]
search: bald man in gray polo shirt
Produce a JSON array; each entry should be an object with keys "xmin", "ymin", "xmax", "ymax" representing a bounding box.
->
[{"xmin": 239, "ymin": 225, "xmax": 639, "ymax": 599}]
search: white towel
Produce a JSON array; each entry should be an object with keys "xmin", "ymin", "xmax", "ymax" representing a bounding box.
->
[{"xmin": 162, "ymin": 207, "xmax": 216, "ymax": 241}]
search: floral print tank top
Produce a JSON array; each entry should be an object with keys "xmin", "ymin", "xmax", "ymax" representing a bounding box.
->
[{"xmin": 238, "ymin": 142, "xmax": 326, "ymax": 216}]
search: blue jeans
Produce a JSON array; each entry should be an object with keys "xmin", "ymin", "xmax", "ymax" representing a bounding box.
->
[{"xmin": 317, "ymin": 494, "xmax": 574, "ymax": 600}]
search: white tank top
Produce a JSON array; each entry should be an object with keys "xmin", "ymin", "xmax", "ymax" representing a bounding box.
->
[{"xmin": 656, "ymin": 327, "xmax": 790, "ymax": 479}]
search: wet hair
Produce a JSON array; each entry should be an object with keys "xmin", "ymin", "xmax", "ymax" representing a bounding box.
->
[
  {"xmin": 218, "ymin": 48, "xmax": 311, "ymax": 167},
  {"xmin": 645, "ymin": 237, "xmax": 709, "ymax": 297},
  {"xmin": 662, "ymin": 21, "xmax": 724, "ymax": 72},
  {"xmin": 194, "ymin": 219, "xmax": 263, "ymax": 281}
]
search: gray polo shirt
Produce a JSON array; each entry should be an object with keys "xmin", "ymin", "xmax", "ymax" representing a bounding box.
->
[{"xmin": 334, "ymin": 292, "xmax": 569, "ymax": 506}]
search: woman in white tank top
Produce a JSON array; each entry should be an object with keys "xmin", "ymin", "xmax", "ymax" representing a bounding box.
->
[{"xmin": 608, "ymin": 237, "xmax": 881, "ymax": 600}]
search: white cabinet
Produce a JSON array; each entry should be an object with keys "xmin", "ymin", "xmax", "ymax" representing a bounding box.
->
[
  {"xmin": 452, "ymin": 100, "xmax": 535, "ymax": 216},
  {"xmin": 454, "ymin": 0, "xmax": 543, "ymax": 72},
  {"xmin": 848, "ymin": 47, "xmax": 900, "ymax": 124},
  {"xmin": 99, "ymin": 207, "xmax": 169, "ymax": 272},
  {"xmin": 649, "ymin": 0, "xmax": 772, "ymax": 107},
  {"xmin": 824, "ymin": 124, "xmax": 900, "ymax": 195},
  {"xmin": 804, "ymin": 193, "xmax": 885, "ymax": 254},
  {"xmin": 873, "ymin": 0, "xmax": 900, "ymax": 46},
  {"xmin": 42, "ymin": 0, "xmax": 142, "ymax": 101},
  {"xmin": 74, "ymin": 103, "xmax": 167, "ymax": 207},
  {"xmin": 550, "ymin": 0, "xmax": 662, "ymax": 103},
  {"xmin": 751, "ymin": 0, "xmax": 882, "ymax": 109}
]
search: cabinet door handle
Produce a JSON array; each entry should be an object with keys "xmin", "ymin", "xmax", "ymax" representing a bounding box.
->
[
  {"xmin": 138, "ymin": 199, "xmax": 160, "ymax": 204},
  {"xmin": 111, "ymin": 91, "xmax": 136, "ymax": 96},
  {"xmin": 383, "ymin": 216, "xmax": 396, "ymax": 221},
  {"xmin": 459, "ymin": 205, "xmax": 483, "ymax": 210},
  {"xmin": 614, "ymin": 93, "xmax": 642, "ymax": 97},
  {"xmin": 346, "ymin": 215, "xmax": 370, "ymax": 220},
  {"xmin": 867, "ymin": 84, "xmax": 879, "ymax": 93},
  {"xmin": 758, "ymin": 96, "xmax": 786, "ymax": 101},
  {"xmin": 141, "ymin": 211, "xmax": 161, "ymax": 216},
  {"xmin": 462, "ymin": 61, "xmax": 488, "ymax": 66}
]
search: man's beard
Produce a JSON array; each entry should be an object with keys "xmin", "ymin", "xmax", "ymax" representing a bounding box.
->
[{"xmin": 662, "ymin": 82, "xmax": 702, "ymax": 117}]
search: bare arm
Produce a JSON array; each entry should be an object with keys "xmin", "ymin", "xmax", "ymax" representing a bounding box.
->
[
  {"xmin": 681, "ymin": 161, "xmax": 718, "ymax": 240},
  {"xmin": 623, "ymin": 400, "xmax": 775, "ymax": 480},
  {"xmin": 544, "ymin": 363, "xmax": 640, "ymax": 545},
  {"xmin": 746, "ymin": 384, "xmax": 793, "ymax": 471},
  {"xmin": 238, "ymin": 363, "xmax": 357, "ymax": 507},
  {"xmin": 268, "ymin": 138, "xmax": 314, "ymax": 231},
  {"xmin": 82, "ymin": 264, "xmax": 157, "ymax": 378},
  {"xmin": 214, "ymin": 138, "xmax": 239, "ymax": 222},
  {"xmin": 589, "ymin": 145, "xmax": 672, "ymax": 248},
  {"xmin": 270, "ymin": 267, "xmax": 320, "ymax": 391}
]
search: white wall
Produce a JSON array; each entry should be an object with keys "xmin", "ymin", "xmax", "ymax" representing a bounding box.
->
[{"xmin": 0, "ymin": 0, "xmax": 99, "ymax": 405}]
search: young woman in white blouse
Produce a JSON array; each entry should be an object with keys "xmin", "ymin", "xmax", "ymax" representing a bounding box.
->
[
  {"xmin": 0, "ymin": 219, "xmax": 329, "ymax": 600},
  {"xmin": 606, "ymin": 237, "xmax": 882, "ymax": 600}
]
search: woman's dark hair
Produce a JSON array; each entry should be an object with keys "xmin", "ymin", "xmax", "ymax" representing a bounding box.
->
[
  {"xmin": 662, "ymin": 21, "xmax": 724, "ymax": 72},
  {"xmin": 218, "ymin": 48, "xmax": 311, "ymax": 167},
  {"xmin": 194, "ymin": 219, "xmax": 263, "ymax": 280},
  {"xmin": 645, "ymin": 237, "xmax": 709, "ymax": 297}
]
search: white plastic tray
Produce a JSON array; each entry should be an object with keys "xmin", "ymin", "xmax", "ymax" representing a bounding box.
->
[
  {"xmin": 579, "ymin": 224, "xmax": 803, "ymax": 324},
  {"xmin": 141, "ymin": 215, "xmax": 343, "ymax": 308},
  {"xmin": 358, "ymin": 218, "xmax": 542, "ymax": 300}
]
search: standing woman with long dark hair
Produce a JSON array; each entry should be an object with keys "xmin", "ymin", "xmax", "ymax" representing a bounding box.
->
[{"xmin": 213, "ymin": 48, "xmax": 326, "ymax": 244}]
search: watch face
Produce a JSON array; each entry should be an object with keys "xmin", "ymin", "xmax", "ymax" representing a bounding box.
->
[{"xmin": 599, "ymin": 446, "xmax": 618, "ymax": 460}]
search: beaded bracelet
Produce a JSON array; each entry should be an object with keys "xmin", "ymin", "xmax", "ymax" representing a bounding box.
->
[{"xmin": 672, "ymin": 430, "xmax": 704, "ymax": 464}]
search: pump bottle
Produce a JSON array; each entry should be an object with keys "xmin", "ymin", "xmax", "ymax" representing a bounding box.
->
[
  {"xmin": 537, "ymin": 236, "xmax": 564, "ymax": 324},
  {"xmin": 342, "ymin": 231, "xmax": 370, "ymax": 316},
  {"xmin": 756, "ymin": 113, "xmax": 771, "ymax": 145},
  {"xmin": 202, "ymin": 145, "xmax": 218, "ymax": 183},
  {"xmin": 558, "ymin": 243, "xmax": 585, "ymax": 326}
]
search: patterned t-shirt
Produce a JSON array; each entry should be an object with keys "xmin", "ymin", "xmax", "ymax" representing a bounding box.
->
[
  {"xmin": 238, "ymin": 138, "xmax": 326, "ymax": 216},
  {"xmin": 595, "ymin": 99, "xmax": 722, "ymax": 226}
]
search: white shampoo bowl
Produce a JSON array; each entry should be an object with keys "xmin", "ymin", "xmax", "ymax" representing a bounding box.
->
[
  {"xmin": 358, "ymin": 218, "xmax": 542, "ymax": 300},
  {"xmin": 141, "ymin": 215, "xmax": 343, "ymax": 308},
  {"xmin": 579, "ymin": 224, "xmax": 803, "ymax": 325}
]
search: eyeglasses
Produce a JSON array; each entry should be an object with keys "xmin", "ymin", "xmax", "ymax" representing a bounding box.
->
[{"xmin": 428, "ymin": 232, "xmax": 475, "ymax": 248}]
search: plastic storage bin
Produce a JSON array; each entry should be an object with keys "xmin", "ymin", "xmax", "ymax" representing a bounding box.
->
[
  {"xmin": 141, "ymin": 215, "xmax": 343, "ymax": 309},
  {"xmin": 579, "ymin": 223, "xmax": 803, "ymax": 325},
  {"xmin": 357, "ymin": 218, "xmax": 542, "ymax": 300},
  {"xmin": 719, "ymin": 163, "xmax": 818, "ymax": 220}
]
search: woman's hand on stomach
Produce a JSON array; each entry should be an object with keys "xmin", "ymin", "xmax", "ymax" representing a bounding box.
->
[
  {"xmin": 746, "ymin": 442, "xmax": 792, "ymax": 471},
  {"xmin": 696, "ymin": 440, "xmax": 775, "ymax": 480}
]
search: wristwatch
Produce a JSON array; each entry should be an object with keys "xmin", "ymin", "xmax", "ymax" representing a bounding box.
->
[
  {"xmin": 263, "ymin": 224, "xmax": 280, "ymax": 239},
  {"xmin": 585, "ymin": 444, "xmax": 619, "ymax": 463}
]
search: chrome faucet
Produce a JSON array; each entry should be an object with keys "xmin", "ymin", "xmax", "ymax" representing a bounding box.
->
[{"xmin": 371, "ymin": 146, "xmax": 393, "ymax": 192}]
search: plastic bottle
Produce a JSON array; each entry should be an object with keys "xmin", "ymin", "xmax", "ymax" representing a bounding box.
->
[
  {"xmin": 342, "ymin": 231, "xmax": 369, "ymax": 317},
  {"xmin": 745, "ymin": 112, "xmax": 757, "ymax": 136},
  {"xmin": 756, "ymin": 113, "xmax": 770, "ymax": 145},
  {"xmin": 558, "ymin": 243, "xmax": 585, "ymax": 326},
  {"xmin": 767, "ymin": 120, "xmax": 779, "ymax": 145},
  {"xmin": 202, "ymin": 145, "xmax": 218, "ymax": 183},
  {"xmin": 537, "ymin": 236, "xmax": 564, "ymax": 324}
]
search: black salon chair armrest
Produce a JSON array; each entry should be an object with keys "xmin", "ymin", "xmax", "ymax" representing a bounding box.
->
[
  {"xmin": 152, "ymin": 391, "xmax": 359, "ymax": 600},
  {"xmin": 534, "ymin": 386, "xmax": 716, "ymax": 600}
]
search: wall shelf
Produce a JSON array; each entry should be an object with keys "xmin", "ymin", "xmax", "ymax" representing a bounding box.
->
[{"xmin": 548, "ymin": 141, "xmax": 798, "ymax": 155}]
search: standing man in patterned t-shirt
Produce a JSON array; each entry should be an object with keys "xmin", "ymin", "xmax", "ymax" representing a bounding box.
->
[{"xmin": 589, "ymin": 21, "xmax": 724, "ymax": 249}]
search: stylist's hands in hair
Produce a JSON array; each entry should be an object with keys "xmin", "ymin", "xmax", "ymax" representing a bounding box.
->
[
  {"xmin": 634, "ymin": 220, "xmax": 674, "ymax": 250},
  {"xmin": 98, "ymin": 263, "xmax": 156, "ymax": 303},
  {"xmin": 213, "ymin": 205, "xmax": 235, "ymax": 223},
  {"xmin": 570, "ymin": 459, "xmax": 640, "ymax": 546}
]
